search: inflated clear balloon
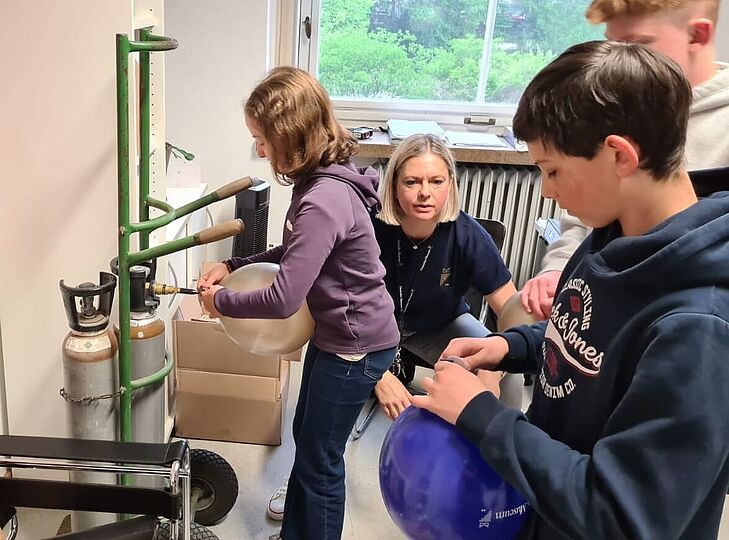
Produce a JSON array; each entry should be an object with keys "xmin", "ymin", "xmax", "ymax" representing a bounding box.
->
[{"xmin": 219, "ymin": 262, "xmax": 314, "ymax": 355}]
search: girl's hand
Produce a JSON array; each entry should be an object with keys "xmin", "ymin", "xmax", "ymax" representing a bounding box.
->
[
  {"xmin": 198, "ymin": 262, "xmax": 230, "ymax": 290},
  {"xmin": 199, "ymin": 285, "xmax": 223, "ymax": 318}
]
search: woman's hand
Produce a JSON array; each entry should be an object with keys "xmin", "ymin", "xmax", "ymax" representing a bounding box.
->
[
  {"xmin": 198, "ymin": 262, "xmax": 230, "ymax": 290},
  {"xmin": 199, "ymin": 285, "xmax": 223, "ymax": 318},
  {"xmin": 411, "ymin": 361, "xmax": 491, "ymax": 425},
  {"xmin": 374, "ymin": 370, "xmax": 413, "ymax": 420}
]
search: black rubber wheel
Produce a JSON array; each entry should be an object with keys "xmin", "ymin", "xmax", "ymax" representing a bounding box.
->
[
  {"xmin": 190, "ymin": 448, "xmax": 239, "ymax": 526},
  {"xmin": 154, "ymin": 520, "xmax": 219, "ymax": 540}
]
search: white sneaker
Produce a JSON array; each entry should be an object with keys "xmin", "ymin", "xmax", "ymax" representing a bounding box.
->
[{"xmin": 267, "ymin": 479, "xmax": 288, "ymax": 521}]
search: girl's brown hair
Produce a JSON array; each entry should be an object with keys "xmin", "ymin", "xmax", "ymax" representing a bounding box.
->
[{"xmin": 244, "ymin": 66, "xmax": 357, "ymax": 184}]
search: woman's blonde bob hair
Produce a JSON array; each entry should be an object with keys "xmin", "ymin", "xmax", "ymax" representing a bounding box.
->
[
  {"xmin": 378, "ymin": 134, "xmax": 461, "ymax": 225},
  {"xmin": 244, "ymin": 66, "xmax": 357, "ymax": 185}
]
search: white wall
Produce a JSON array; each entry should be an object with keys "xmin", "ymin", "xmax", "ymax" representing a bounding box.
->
[
  {"xmin": 0, "ymin": 1, "xmax": 134, "ymax": 436},
  {"xmin": 165, "ymin": 0, "xmax": 291, "ymax": 261},
  {"xmin": 718, "ymin": 0, "xmax": 729, "ymax": 61}
]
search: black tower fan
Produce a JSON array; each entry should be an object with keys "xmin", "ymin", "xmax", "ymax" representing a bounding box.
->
[{"xmin": 232, "ymin": 179, "xmax": 270, "ymax": 257}]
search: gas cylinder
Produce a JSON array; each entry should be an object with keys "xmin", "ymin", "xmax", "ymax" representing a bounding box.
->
[
  {"xmin": 109, "ymin": 259, "xmax": 167, "ymax": 490},
  {"xmin": 128, "ymin": 264, "xmax": 166, "ymax": 447},
  {"xmin": 59, "ymin": 271, "xmax": 118, "ymax": 531},
  {"xmin": 110, "ymin": 258, "xmax": 167, "ymax": 449}
]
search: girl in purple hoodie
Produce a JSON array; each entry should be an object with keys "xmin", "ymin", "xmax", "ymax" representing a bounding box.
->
[{"xmin": 199, "ymin": 66, "xmax": 399, "ymax": 540}]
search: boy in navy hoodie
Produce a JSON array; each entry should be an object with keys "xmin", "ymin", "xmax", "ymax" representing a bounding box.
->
[{"xmin": 413, "ymin": 40, "xmax": 729, "ymax": 540}]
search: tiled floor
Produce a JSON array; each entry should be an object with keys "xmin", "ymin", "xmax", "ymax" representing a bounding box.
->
[{"xmin": 8, "ymin": 361, "xmax": 729, "ymax": 539}]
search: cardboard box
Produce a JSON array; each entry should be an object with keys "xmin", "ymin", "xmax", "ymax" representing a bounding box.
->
[
  {"xmin": 176, "ymin": 361, "xmax": 290, "ymax": 445},
  {"xmin": 174, "ymin": 296, "xmax": 300, "ymax": 377},
  {"xmin": 173, "ymin": 295, "xmax": 299, "ymax": 445}
]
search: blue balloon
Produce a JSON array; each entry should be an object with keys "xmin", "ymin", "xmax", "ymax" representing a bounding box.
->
[{"xmin": 379, "ymin": 407, "xmax": 530, "ymax": 539}]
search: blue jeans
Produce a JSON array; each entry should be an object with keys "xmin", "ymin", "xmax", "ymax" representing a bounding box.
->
[{"xmin": 281, "ymin": 343, "xmax": 397, "ymax": 540}]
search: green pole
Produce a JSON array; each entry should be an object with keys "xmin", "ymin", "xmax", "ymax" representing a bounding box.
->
[
  {"xmin": 128, "ymin": 219, "xmax": 244, "ymax": 267},
  {"xmin": 116, "ymin": 33, "xmax": 133, "ymax": 448},
  {"xmin": 131, "ymin": 351, "xmax": 174, "ymax": 390}
]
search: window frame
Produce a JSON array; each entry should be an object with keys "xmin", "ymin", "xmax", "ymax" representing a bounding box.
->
[{"xmin": 297, "ymin": 0, "xmax": 519, "ymax": 127}]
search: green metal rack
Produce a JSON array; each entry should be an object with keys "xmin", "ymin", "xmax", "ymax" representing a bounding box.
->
[{"xmin": 115, "ymin": 29, "xmax": 252, "ymax": 447}]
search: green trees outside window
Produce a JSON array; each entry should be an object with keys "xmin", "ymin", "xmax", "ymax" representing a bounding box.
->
[{"xmin": 317, "ymin": 0, "xmax": 603, "ymax": 105}]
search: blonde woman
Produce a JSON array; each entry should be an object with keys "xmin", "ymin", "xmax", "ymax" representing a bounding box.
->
[{"xmin": 372, "ymin": 134, "xmax": 520, "ymax": 420}]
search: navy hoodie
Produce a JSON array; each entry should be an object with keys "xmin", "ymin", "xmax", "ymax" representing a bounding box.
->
[
  {"xmin": 457, "ymin": 192, "xmax": 729, "ymax": 539},
  {"xmin": 217, "ymin": 162, "xmax": 399, "ymax": 354}
]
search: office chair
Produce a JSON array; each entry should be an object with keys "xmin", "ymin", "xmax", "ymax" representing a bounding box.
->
[
  {"xmin": 688, "ymin": 166, "xmax": 729, "ymax": 198},
  {"xmin": 0, "ymin": 505, "xmax": 17, "ymax": 540},
  {"xmin": 351, "ymin": 218, "xmax": 507, "ymax": 440},
  {"xmin": 466, "ymin": 218, "xmax": 506, "ymax": 329}
]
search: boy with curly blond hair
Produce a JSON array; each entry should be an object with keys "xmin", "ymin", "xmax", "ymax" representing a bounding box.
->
[{"xmin": 522, "ymin": 0, "xmax": 729, "ymax": 319}]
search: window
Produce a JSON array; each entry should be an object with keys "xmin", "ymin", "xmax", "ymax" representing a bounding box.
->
[{"xmin": 298, "ymin": 0, "xmax": 603, "ymax": 121}]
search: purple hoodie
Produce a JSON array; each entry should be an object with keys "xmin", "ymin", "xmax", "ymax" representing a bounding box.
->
[{"xmin": 215, "ymin": 162, "xmax": 400, "ymax": 354}]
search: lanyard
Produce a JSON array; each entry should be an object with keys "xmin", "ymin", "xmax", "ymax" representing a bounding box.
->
[
  {"xmin": 390, "ymin": 236, "xmax": 433, "ymax": 378},
  {"xmin": 396, "ymin": 237, "xmax": 433, "ymax": 328}
]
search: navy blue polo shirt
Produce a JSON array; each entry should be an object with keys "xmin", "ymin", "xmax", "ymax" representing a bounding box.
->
[{"xmin": 374, "ymin": 211, "xmax": 512, "ymax": 334}]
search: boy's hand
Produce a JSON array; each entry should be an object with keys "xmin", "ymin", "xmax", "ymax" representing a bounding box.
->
[
  {"xmin": 521, "ymin": 271, "xmax": 560, "ymax": 320},
  {"xmin": 374, "ymin": 371, "xmax": 413, "ymax": 420},
  {"xmin": 477, "ymin": 370, "xmax": 502, "ymax": 399},
  {"xmin": 198, "ymin": 262, "xmax": 230, "ymax": 290},
  {"xmin": 440, "ymin": 336, "xmax": 509, "ymax": 372},
  {"xmin": 411, "ymin": 361, "xmax": 492, "ymax": 425},
  {"xmin": 199, "ymin": 285, "xmax": 223, "ymax": 318}
]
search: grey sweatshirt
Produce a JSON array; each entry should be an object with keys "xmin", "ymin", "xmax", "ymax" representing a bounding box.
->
[
  {"xmin": 541, "ymin": 62, "xmax": 729, "ymax": 273},
  {"xmin": 215, "ymin": 162, "xmax": 400, "ymax": 355}
]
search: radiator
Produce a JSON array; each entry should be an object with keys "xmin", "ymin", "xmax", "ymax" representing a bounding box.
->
[
  {"xmin": 456, "ymin": 165, "xmax": 562, "ymax": 288},
  {"xmin": 373, "ymin": 162, "xmax": 562, "ymax": 289}
]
